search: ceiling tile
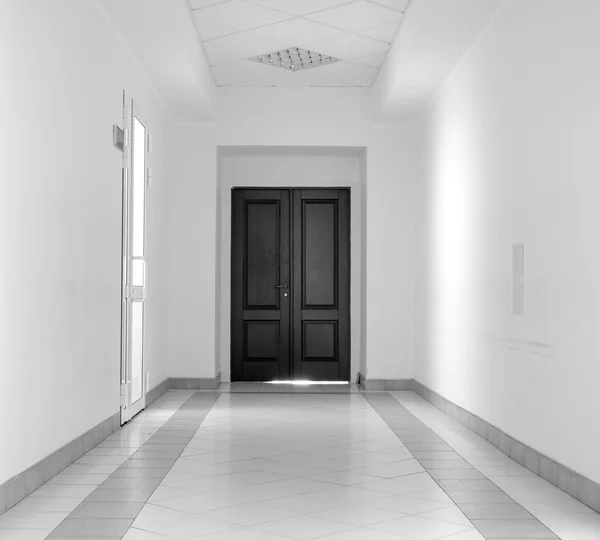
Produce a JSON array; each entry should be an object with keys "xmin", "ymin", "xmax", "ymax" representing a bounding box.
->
[
  {"xmin": 203, "ymin": 32, "xmax": 288, "ymax": 65},
  {"xmin": 189, "ymin": 0, "xmax": 228, "ymax": 8},
  {"xmin": 305, "ymin": 0, "xmax": 403, "ymax": 32},
  {"xmin": 233, "ymin": 68, "xmax": 309, "ymax": 86},
  {"xmin": 358, "ymin": 21, "xmax": 401, "ymax": 43},
  {"xmin": 370, "ymin": 0, "xmax": 410, "ymax": 12},
  {"xmin": 277, "ymin": 61, "xmax": 374, "ymax": 86},
  {"xmin": 250, "ymin": 18, "xmax": 344, "ymax": 47},
  {"xmin": 273, "ymin": 64, "xmax": 356, "ymax": 86},
  {"xmin": 352, "ymin": 51, "xmax": 388, "ymax": 68},
  {"xmin": 212, "ymin": 59, "xmax": 279, "ymax": 85},
  {"xmin": 316, "ymin": 61, "xmax": 379, "ymax": 86},
  {"xmin": 244, "ymin": 0, "xmax": 350, "ymax": 16},
  {"xmin": 305, "ymin": 33, "xmax": 389, "ymax": 60},
  {"xmin": 193, "ymin": 0, "xmax": 292, "ymax": 31},
  {"xmin": 193, "ymin": 18, "xmax": 237, "ymax": 41}
]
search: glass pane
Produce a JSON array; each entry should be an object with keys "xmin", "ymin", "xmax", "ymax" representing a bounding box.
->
[
  {"xmin": 122, "ymin": 169, "xmax": 129, "ymax": 287},
  {"xmin": 132, "ymin": 259, "xmax": 145, "ymax": 286},
  {"xmin": 132, "ymin": 117, "xmax": 146, "ymax": 257},
  {"xmin": 131, "ymin": 302, "xmax": 144, "ymax": 403}
]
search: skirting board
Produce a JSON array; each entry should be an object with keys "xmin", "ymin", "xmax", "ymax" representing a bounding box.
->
[
  {"xmin": 146, "ymin": 377, "xmax": 170, "ymax": 407},
  {"xmin": 169, "ymin": 373, "xmax": 221, "ymax": 390},
  {"xmin": 411, "ymin": 380, "xmax": 600, "ymax": 514},
  {"xmin": 358, "ymin": 374, "xmax": 413, "ymax": 391},
  {"xmin": 0, "ymin": 375, "xmax": 221, "ymax": 516},
  {"xmin": 0, "ymin": 412, "xmax": 120, "ymax": 515}
]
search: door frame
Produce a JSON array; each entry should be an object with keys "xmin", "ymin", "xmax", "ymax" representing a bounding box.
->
[
  {"xmin": 120, "ymin": 90, "xmax": 150, "ymax": 425},
  {"xmin": 229, "ymin": 187, "xmax": 351, "ymax": 382},
  {"xmin": 217, "ymin": 146, "xmax": 367, "ymax": 383}
]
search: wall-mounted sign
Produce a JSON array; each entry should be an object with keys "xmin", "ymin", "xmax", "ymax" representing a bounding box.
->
[{"xmin": 113, "ymin": 125, "xmax": 125, "ymax": 152}]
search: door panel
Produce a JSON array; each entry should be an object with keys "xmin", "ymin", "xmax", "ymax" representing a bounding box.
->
[
  {"xmin": 232, "ymin": 190, "xmax": 290, "ymax": 381},
  {"xmin": 293, "ymin": 189, "xmax": 350, "ymax": 381},
  {"xmin": 231, "ymin": 188, "xmax": 349, "ymax": 382},
  {"xmin": 246, "ymin": 202, "xmax": 279, "ymax": 308},
  {"xmin": 304, "ymin": 202, "xmax": 336, "ymax": 307}
]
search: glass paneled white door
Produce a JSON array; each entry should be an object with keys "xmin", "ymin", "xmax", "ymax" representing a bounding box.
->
[{"xmin": 120, "ymin": 91, "xmax": 149, "ymax": 425}]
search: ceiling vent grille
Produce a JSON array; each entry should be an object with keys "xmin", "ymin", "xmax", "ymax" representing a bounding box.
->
[{"xmin": 250, "ymin": 47, "xmax": 341, "ymax": 72}]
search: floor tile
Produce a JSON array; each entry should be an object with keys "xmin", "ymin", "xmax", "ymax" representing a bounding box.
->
[
  {"xmin": 69, "ymin": 502, "xmax": 144, "ymax": 519},
  {"xmin": 366, "ymin": 494, "xmax": 453, "ymax": 515},
  {"xmin": 252, "ymin": 514, "xmax": 356, "ymax": 539},
  {"xmin": 370, "ymin": 515, "xmax": 473, "ymax": 539},
  {"xmin": 132, "ymin": 504, "xmax": 238, "ymax": 539},
  {"xmin": 49, "ymin": 517, "xmax": 133, "ymax": 537},
  {"xmin": 204, "ymin": 500, "xmax": 299, "ymax": 526},
  {"xmin": 0, "ymin": 531, "xmax": 54, "ymax": 540},
  {"xmin": 0, "ymin": 510, "xmax": 69, "ymax": 529},
  {"xmin": 13, "ymin": 498, "xmax": 83, "ymax": 513},
  {"xmin": 308, "ymin": 502, "xmax": 403, "ymax": 526},
  {"xmin": 472, "ymin": 519, "xmax": 558, "ymax": 538},
  {"xmin": 30, "ymin": 485, "xmax": 97, "ymax": 499},
  {"xmin": 459, "ymin": 503, "xmax": 534, "ymax": 519},
  {"xmin": 8, "ymin": 389, "xmax": 597, "ymax": 540}
]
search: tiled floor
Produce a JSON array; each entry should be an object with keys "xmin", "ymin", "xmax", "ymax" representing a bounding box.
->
[{"xmin": 1, "ymin": 389, "xmax": 598, "ymax": 539}]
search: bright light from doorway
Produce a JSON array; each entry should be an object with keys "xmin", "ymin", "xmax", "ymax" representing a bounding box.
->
[{"xmin": 266, "ymin": 380, "xmax": 348, "ymax": 386}]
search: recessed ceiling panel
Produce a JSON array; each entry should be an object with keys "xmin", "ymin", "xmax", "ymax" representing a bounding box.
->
[
  {"xmin": 203, "ymin": 33, "xmax": 288, "ymax": 65},
  {"xmin": 250, "ymin": 19, "xmax": 344, "ymax": 47},
  {"xmin": 371, "ymin": 0, "xmax": 410, "ymax": 11},
  {"xmin": 192, "ymin": 18, "xmax": 237, "ymax": 40},
  {"xmin": 358, "ymin": 21, "xmax": 402, "ymax": 43},
  {"xmin": 305, "ymin": 1, "xmax": 403, "ymax": 33},
  {"xmin": 304, "ymin": 33, "xmax": 389, "ymax": 60},
  {"xmin": 352, "ymin": 51, "xmax": 388, "ymax": 68},
  {"xmin": 188, "ymin": 0, "xmax": 412, "ymax": 87},
  {"xmin": 193, "ymin": 0, "xmax": 292, "ymax": 31},
  {"xmin": 245, "ymin": 0, "xmax": 351, "ymax": 16}
]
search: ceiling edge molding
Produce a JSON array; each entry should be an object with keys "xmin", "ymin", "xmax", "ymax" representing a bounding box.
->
[
  {"xmin": 93, "ymin": 1, "xmax": 172, "ymax": 117},
  {"xmin": 430, "ymin": 0, "xmax": 511, "ymax": 106}
]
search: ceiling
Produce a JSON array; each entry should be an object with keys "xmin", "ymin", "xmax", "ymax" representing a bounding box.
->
[{"xmin": 188, "ymin": 0, "xmax": 410, "ymax": 87}]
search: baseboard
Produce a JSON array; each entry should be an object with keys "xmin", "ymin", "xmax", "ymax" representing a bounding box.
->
[
  {"xmin": 412, "ymin": 380, "xmax": 600, "ymax": 513},
  {"xmin": 359, "ymin": 377, "xmax": 414, "ymax": 391},
  {"xmin": 145, "ymin": 378, "xmax": 170, "ymax": 407},
  {"xmin": 169, "ymin": 372, "xmax": 221, "ymax": 390},
  {"xmin": 0, "ymin": 375, "xmax": 222, "ymax": 517},
  {"xmin": 0, "ymin": 412, "xmax": 120, "ymax": 515}
]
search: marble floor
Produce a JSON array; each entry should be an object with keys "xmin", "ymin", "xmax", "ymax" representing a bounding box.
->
[{"xmin": 0, "ymin": 389, "xmax": 597, "ymax": 539}]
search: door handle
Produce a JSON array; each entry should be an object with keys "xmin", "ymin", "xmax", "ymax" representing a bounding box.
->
[{"xmin": 275, "ymin": 284, "xmax": 288, "ymax": 289}]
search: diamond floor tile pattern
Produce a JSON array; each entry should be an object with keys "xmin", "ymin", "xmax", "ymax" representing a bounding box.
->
[{"xmin": 2, "ymin": 388, "xmax": 598, "ymax": 539}]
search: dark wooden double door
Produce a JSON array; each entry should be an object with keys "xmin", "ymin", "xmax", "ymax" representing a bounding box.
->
[{"xmin": 232, "ymin": 188, "xmax": 350, "ymax": 382}]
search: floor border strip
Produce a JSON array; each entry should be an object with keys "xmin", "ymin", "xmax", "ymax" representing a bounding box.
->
[{"xmin": 364, "ymin": 392, "xmax": 559, "ymax": 540}]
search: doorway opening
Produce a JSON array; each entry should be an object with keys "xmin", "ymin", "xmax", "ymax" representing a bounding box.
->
[{"xmin": 230, "ymin": 188, "xmax": 351, "ymax": 383}]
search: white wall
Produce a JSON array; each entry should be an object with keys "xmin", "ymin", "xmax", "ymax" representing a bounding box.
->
[
  {"xmin": 166, "ymin": 124, "xmax": 218, "ymax": 379},
  {"xmin": 0, "ymin": 0, "xmax": 172, "ymax": 484},
  {"xmin": 165, "ymin": 87, "xmax": 419, "ymax": 382},
  {"xmin": 217, "ymin": 149, "xmax": 365, "ymax": 382},
  {"xmin": 366, "ymin": 124, "xmax": 419, "ymax": 380},
  {"xmin": 416, "ymin": 0, "xmax": 600, "ymax": 484}
]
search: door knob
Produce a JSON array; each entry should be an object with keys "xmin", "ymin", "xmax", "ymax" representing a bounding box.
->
[{"xmin": 275, "ymin": 284, "xmax": 288, "ymax": 289}]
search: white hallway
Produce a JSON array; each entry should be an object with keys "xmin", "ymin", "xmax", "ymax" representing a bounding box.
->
[{"xmin": 1, "ymin": 0, "xmax": 600, "ymax": 538}]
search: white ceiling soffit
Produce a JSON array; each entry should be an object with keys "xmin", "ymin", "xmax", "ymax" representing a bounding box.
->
[
  {"xmin": 188, "ymin": 0, "xmax": 411, "ymax": 87},
  {"xmin": 373, "ymin": 0, "xmax": 505, "ymax": 119},
  {"xmin": 99, "ymin": 0, "xmax": 215, "ymax": 122}
]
